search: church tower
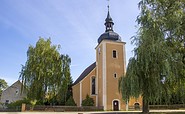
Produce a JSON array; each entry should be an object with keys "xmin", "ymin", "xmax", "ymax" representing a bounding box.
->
[{"xmin": 95, "ymin": 7, "xmax": 126, "ymax": 110}]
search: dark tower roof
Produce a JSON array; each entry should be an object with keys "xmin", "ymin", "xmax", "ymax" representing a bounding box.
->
[{"xmin": 98, "ymin": 6, "xmax": 121, "ymax": 44}]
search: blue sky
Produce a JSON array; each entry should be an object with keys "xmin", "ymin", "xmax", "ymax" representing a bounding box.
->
[{"xmin": 0, "ymin": 0, "xmax": 140, "ymax": 85}]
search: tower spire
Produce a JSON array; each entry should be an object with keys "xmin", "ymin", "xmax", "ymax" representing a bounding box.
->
[
  {"xmin": 97, "ymin": 0, "xmax": 121, "ymax": 44},
  {"xmin": 105, "ymin": 0, "xmax": 114, "ymax": 32}
]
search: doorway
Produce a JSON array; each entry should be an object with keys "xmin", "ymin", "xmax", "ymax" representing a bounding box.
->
[{"xmin": 113, "ymin": 100, "xmax": 119, "ymax": 111}]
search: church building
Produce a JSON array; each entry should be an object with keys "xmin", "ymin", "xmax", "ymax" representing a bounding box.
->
[{"xmin": 72, "ymin": 7, "xmax": 142, "ymax": 111}]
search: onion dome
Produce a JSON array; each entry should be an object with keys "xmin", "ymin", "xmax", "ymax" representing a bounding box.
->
[{"xmin": 98, "ymin": 7, "xmax": 121, "ymax": 44}]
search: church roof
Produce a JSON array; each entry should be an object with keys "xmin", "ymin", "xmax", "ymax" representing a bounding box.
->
[{"xmin": 73, "ymin": 62, "xmax": 96, "ymax": 85}]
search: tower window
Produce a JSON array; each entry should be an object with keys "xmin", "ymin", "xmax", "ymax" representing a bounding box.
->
[
  {"xmin": 91, "ymin": 77, "xmax": 96, "ymax": 95},
  {"xmin": 114, "ymin": 73, "xmax": 117, "ymax": 78},
  {"xmin": 113, "ymin": 50, "xmax": 117, "ymax": 58}
]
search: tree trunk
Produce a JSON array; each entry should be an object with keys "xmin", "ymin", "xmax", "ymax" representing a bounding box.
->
[{"xmin": 142, "ymin": 96, "xmax": 149, "ymax": 114}]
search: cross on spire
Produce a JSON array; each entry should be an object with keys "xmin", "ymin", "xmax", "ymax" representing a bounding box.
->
[
  {"xmin": 105, "ymin": 0, "xmax": 114, "ymax": 32},
  {"xmin": 107, "ymin": 0, "xmax": 110, "ymax": 11}
]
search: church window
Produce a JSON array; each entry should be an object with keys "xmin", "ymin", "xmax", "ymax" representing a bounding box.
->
[
  {"xmin": 113, "ymin": 50, "xmax": 117, "ymax": 58},
  {"xmin": 5, "ymin": 100, "xmax": 9, "ymax": 104},
  {"xmin": 114, "ymin": 73, "xmax": 117, "ymax": 78},
  {"xmin": 91, "ymin": 77, "xmax": 96, "ymax": 95}
]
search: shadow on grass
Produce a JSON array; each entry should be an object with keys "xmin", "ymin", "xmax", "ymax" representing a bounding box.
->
[{"xmin": 91, "ymin": 112, "xmax": 185, "ymax": 114}]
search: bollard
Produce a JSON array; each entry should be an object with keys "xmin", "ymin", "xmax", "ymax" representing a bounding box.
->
[{"xmin": 21, "ymin": 103, "xmax": 26, "ymax": 112}]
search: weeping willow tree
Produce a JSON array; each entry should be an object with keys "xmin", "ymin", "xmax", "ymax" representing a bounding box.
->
[
  {"xmin": 119, "ymin": 0, "xmax": 185, "ymax": 113},
  {"xmin": 20, "ymin": 38, "xmax": 72, "ymax": 105},
  {"xmin": 119, "ymin": 23, "xmax": 171, "ymax": 113}
]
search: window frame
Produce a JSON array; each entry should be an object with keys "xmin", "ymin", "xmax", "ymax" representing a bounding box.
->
[
  {"xmin": 112, "ymin": 50, "xmax": 117, "ymax": 58},
  {"xmin": 91, "ymin": 76, "xmax": 96, "ymax": 95}
]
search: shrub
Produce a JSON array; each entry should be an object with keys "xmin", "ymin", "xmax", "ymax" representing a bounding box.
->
[
  {"xmin": 65, "ymin": 96, "xmax": 76, "ymax": 106},
  {"xmin": 81, "ymin": 94, "xmax": 94, "ymax": 106},
  {"xmin": 7, "ymin": 98, "xmax": 30, "ymax": 109}
]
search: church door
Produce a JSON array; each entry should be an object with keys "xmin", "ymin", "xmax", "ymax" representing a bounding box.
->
[{"xmin": 113, "ymin": 100, "xmax": 119, "ymax": 111}]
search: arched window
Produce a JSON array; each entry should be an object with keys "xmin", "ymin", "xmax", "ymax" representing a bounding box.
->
[
  {"xmin": 113, "ymin": 50, "xmax": 117, "ymax": 58},
  {"xmin": 91, "ymin": 77, "xmax": 96, "ymax": 95},
  {"xmin": 134, "ymin": 102, "xmax": 140, "ymax": 110}
]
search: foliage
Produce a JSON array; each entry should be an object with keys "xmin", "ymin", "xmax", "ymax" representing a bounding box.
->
[
  {"xmin": 137, "ymin": 0, "xmax": 185, "ymax": 103},
  {"xmin": 20, "ymin": 38, "xmax": 72, "ymax": 105},
  {"xmin": 7, "ymin": 98, "xmax": 30, "ymax": 109},
  {"xmin": 30, "ymin": 99, "xmax": 37, "ymax": 109},
  {"xmin": 81, "ymin": 94, "xmax": 94, "ymax": 106},
  {"xmin": 0, "ymin": 78, "xmax": 8, "ymax": 95},
  {"xmin": 65, "ymin": 96, "xmax": 76, "ymax": 106},
  {"xmin": 119, "ymin": 0, "xmax": 185, "ymax": 113},
  {"xmin": 56, "ymin": 54, "xmax": 73, "ymax": 105}
]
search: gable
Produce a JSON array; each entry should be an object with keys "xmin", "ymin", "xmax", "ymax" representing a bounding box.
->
[{"xmin": 0, "ymin": 80, "xmax": 27, "ymax": 103}]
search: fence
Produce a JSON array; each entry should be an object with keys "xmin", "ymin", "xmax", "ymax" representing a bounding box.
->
[
  {"xmin": 2, "ymin": 104, "xmax": 185, "ymax": 112},
  {"xmin": 150, "ymin": 104, "xmax": 185, "ymax": 109},
  {"xmin": 25, "ymin": 105, "xmax": 104, "ymax": 112},
  {"xmin": 0, "ymin": 106, "xmax": 21, "ymax": 112}
]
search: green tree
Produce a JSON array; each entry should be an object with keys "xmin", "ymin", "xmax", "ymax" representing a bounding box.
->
[
  {"xmin": 119, "ymin": 0, "xmax": 185, "ymax": 113},
  {"xmin": 56, "ymin": 54, "xmax": 73, "ymax": 105},
  {"xmin": 0, "ymin": 78, "xmax": 8, "ymax": 96},
  {"xmin": 20, "ymin": 38, "xmax": 69, "ymax": 104},
  {"xmin": 65, "ymin": 96, "xmax": 76, "ymax": 106},
  {"xmin": 138, "ymin": 0, "xmax": 185, "ymax": 108},
  {"xmin": 81, "ymin": 94, "xmax": 94, "ymax": 106}
]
